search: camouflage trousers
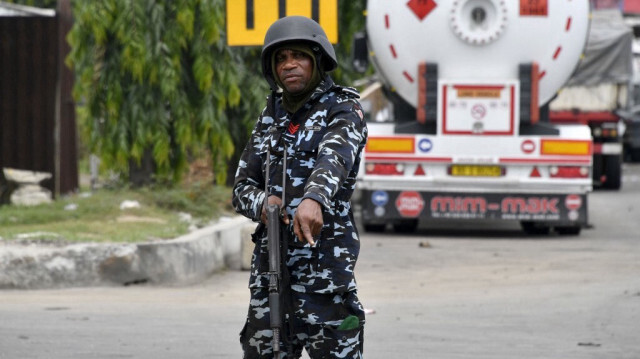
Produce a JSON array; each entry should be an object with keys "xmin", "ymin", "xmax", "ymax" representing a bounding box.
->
[{"xmin": 239, "ymin": 287, "xmax": 365, "ymax": 358}]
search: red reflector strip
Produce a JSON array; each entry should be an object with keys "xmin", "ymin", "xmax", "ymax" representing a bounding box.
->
[
  {"xmin": 593, "ymin": 143, "xmax": 603, "ymax": 154},
  {"xmin": 366, "ymin": 155, "xmax": 452, "ymax": 163},
  {"xmin": 366, "ymin": 163, "xmax": 404, "ymax": 175},
  {"xmin": 500, "ymin": 157, "xmax": 591, "ymax": 165},
  {"xmin": 530, "ymin": 62, "xmax": 539, "ymax": 125},
  {"xmin": 550, "ymin": 166, "xmax": 589, "ymax": 178}
]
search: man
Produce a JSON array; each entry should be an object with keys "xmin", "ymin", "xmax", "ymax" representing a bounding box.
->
[{"xmin": 232, "ymin": 16, "xmax": 368, "ymax": 359}]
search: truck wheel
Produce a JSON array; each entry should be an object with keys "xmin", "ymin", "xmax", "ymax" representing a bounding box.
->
[
  {"xmin": 555, "ymin": 226, "xmax": 581, "ymax": 235},
  {"xmin": 364, "ymin": 223, "xmax": 386, "ymax": 233},
  {"xmin": 603, "ymin": 154, "xmax": 622, "ymax": 190},
  {"xmin": 392, "ymin": 219, "xmax": 418, "ymax": 233},
  {"xmin": 520, "ymin": 221, "xmax": 551, "ymax": 235},
  {"xmin": 630, "ymin": 148, "xmax": 640, "ymax": 162}
]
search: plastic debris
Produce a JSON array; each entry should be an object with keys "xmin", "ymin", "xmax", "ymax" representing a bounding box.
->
[{"xmin": 119, "ymin": 200, "xmax": 141, "ymax": 210}]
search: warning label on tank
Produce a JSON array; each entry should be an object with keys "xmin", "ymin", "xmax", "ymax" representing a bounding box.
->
[
  {"xmin": 520, "ymin": 0, "xmax": 548, "ymax": 16},
  {"xmin": 455, "ymin": 86, "xmax": 502, "ymax": 98}
]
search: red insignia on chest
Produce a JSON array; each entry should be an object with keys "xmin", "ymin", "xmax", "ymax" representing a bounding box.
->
[{"xmin": 288, "ymin": 123, "xmax": 300, "ymax": 134}]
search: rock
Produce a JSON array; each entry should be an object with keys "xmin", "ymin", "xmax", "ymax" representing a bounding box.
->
[{"xmin": 3, "ymin": 168, "xmax": 52, "ymax": 206}]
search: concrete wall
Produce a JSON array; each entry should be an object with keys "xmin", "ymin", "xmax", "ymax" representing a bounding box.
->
[{"xmin": 0, "ymin": 216, "xmax": 257, "ymax": 289}]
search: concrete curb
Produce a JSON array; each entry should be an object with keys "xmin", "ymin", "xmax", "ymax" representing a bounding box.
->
[{"xmin": 0, "ymin": 216, "xmax": 257, "ymax": 289}]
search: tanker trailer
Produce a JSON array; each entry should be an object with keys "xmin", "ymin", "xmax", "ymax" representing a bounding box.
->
[{"xmin": 356, "ymin": 0, "xmax": 593, "ymax": 235}]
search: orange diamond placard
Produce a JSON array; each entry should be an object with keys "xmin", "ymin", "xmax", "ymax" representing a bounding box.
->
[{"xmin": 520, "ymin": 0, "xmax": 548, "ymax": 16}]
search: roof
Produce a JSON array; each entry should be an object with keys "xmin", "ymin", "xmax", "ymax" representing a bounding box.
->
[{"xmin": 0, "ymin": 1, "xmax": 55, "ymax": 17}]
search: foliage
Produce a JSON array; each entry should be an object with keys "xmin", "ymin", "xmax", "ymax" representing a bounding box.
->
[
  {"xmin": 67, "ymin": 0, "xmax": 263, "ymax": 184},
  {"xmin": 333, "ymin": 0, "xmax": 369, "ymax": 86},
  {"xmin": 223, "ymin": 46, "xmax": 268, "ymax": 186},
  {"xmin": 26, "ymin": 0, "xmax": 365, "ymax": 187}
]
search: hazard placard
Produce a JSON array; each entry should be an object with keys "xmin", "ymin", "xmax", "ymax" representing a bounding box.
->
[
  {"xmin": 226, "ymin": 0, "xmax": 338, "ymax": 46},
  {"xmin": 520, "ymin": 0, "xmax": 548, "ymax": 16}
]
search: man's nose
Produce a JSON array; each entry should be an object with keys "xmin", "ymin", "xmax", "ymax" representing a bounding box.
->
[{"xmin": 282, "ymin": 57, "xmax": 297, "ymax": 69}]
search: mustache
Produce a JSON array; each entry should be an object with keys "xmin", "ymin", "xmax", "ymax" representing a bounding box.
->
[{"xmin": 281, "ymin": 70, "xmax": 303, "ymax": 78}]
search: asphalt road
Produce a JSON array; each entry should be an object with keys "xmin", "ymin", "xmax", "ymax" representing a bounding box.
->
[{"xmin": 2, "ymin": 164, "xmax": 640, "ymax": 359}]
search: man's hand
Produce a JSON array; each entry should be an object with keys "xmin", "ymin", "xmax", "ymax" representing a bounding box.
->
[
  {"xmin": 261, "ymin": 195, "xmax": 290, "ymax": 225},
  {"xmin": 293, "ymin": 198, "xmax": 323, "ymax": 246}
]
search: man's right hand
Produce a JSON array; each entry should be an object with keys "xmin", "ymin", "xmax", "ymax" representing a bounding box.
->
[{"xmin": 261, "ymin": 195, "xmax": 290, "ymax": 225}]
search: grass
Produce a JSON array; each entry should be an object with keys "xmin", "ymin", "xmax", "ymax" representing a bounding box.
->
[{"xmin": 0, "ymin": 182, "xmax": 235, "ymax": 243}]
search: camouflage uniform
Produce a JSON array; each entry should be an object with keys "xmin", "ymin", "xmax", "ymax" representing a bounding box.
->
[{"xmin": 232, "ymin": 75, "xmax": 368, "ymax": 358}]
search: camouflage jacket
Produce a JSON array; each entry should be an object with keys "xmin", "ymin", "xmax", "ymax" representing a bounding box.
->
[{"xmin": 232, "ymin": 76, "xmax": 368, "ymax": 294}]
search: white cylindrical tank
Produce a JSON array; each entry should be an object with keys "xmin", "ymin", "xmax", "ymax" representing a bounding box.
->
[{"xmin": 366, "ymin": 0, "xmax": 590, "ymax": 108}]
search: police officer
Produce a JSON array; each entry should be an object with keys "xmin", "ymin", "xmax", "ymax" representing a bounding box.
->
[{"xmin": 232, "ymin": 16, "xmax": 368, "ymax": 359}]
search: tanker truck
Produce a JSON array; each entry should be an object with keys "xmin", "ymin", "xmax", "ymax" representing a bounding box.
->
[{"xmin": 354, "ymin": 0, "xmax": 593, "ymax": 235}]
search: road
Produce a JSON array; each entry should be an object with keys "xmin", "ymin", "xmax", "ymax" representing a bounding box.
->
[{"xmin": 2, "ymin": 164, "xmax": 640, "ymax": 359}]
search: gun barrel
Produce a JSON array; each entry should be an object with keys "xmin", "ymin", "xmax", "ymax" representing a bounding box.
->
[{"xmin": 267, "ymin": 204, "xmax": 281, "ymax": 272}]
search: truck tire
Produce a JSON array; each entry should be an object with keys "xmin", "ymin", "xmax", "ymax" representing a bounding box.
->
[
  {"xmin": 520, "ymin": 221, "xmax": 551, "ymax": 235},
  {"xmin": 555, "ymin": 226, "xmax": 581, "ymax": 235},
  {"xmin": 392, "ymin": 219, "xmax": 418, "ymax": 233},
  {"xmin": 602, "ymin": 154, "xmax": 622, "ymax": 190},
  {"xmin": 364, "ymin": 223, "xmax": 386, "ymax": 233},
  {"xmin": 630, "ymin": 148, "xmax": 640, "ymax": 162}
]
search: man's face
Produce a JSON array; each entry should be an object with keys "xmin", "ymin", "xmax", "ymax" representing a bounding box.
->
[{"xmin": 275, "ymin": 48, "xmax": 313, "ymax": 94}]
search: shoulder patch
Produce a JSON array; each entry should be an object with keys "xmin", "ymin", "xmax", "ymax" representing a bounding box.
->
[{"xmin": 340, "ymin": 86, "xmax": 360, "ymax": 99}]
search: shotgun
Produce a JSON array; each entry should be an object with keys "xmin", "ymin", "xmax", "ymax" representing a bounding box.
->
[{"xmin": 265, "ymin": 145, "xmax": 287, "ymax": 358}]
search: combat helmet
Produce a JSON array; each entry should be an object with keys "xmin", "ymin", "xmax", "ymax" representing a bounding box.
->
[{"xmin": 262, "ymin": 16, "xmax": 337, "ymax": 89}]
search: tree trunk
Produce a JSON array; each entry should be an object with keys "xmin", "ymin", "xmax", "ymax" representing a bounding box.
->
[{"xmin": 128, "ymin": 149, "xmax": 156, "ymax": 187}]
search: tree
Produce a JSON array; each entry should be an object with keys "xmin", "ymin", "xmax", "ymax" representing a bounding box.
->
[
  {"xmin": 224, "ymin": 46, "xmax": 267, "ymax": 186},
  {"xmin": 333, "ymin": 0, "xmax": 368, "ymax": 86},
  {"xmin": 62, "ymin": 0, "xmax": 367, "ymax": 186},
  {"xmin": 66, "ymin": 0, "xmax": 267, "ymax": 185}
]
